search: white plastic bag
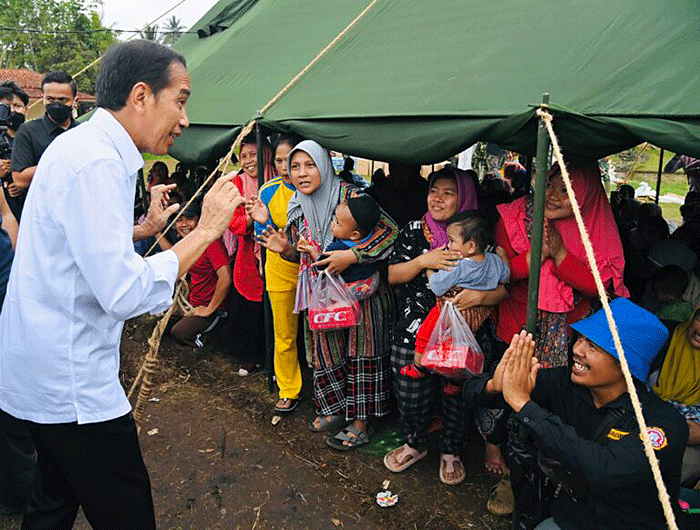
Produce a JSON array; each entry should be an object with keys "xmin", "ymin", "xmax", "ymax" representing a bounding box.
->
[
  {"xmin": 307, "ymin": 271, "xmax": 361, "ymax": 331},
  {"xmin": 421, "ymin": 302, "xmax": 484, "ymax": 377}
]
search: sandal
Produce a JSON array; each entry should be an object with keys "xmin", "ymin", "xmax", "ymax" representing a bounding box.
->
[
  {"xmin": 274, "ymin": 398, "xmax": 299, "ymax": 414},
  {"xmin": 439, "ymin": 454, "xmax": 466, "ymax": 485},
  {"xmin": 383, "ymin": 443, "xmax": 428, "ymax": 472},
  {"xmin": 326, "ymin": 424, "xmax": 374, "ymax": 451},
  {"xmin": 487, "ymin": 477, "xmax": 514, "ymax": 516},
  {"xmin": 308, "ymin": 414, "xmax": 346, "ymax": 433}
]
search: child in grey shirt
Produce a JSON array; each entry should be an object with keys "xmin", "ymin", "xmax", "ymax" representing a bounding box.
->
[{"xmin": 403, "ymin": 211, "xmax": 510, "ymax": 379}]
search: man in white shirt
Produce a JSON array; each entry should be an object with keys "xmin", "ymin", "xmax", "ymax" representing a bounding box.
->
[{"xmin": 0, "ymin": 40, "xmax": 243, "ymax": 529}]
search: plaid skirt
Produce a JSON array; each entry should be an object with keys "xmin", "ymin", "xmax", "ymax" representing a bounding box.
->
[{"xmin": 305, "ymin": 281, "xmax": 394, "ymax": 421}]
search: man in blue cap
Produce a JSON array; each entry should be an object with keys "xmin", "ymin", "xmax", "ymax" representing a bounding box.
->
[{"xmin": 478, "ymin": 298, "xmax": 688, "ymax": 530}]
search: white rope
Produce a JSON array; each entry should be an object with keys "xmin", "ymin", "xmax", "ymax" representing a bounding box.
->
[{"xmin": 536, "ymin": 108, "xmax": 679, "ymax": 530}]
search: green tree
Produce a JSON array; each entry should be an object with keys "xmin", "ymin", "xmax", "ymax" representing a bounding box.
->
[
  {"xmin": 138, "ymin": 24, "xmax": 159, "ymax": 42},
  {"xmin": 161, "ymin": 16, "xmax": 184, "ymax": 47},
  {"xmin": 0, "ymin": 0, "xmax": 116, "ymax": 93}
]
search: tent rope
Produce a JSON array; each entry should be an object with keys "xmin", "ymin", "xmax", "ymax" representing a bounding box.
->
[
  {"xmin": 145, "ymin": 0, "xmax": 381, "ymax": 256},
  {"xmin": 128, "ymin": 280, "xmax": 183, "ymax": 428},
  {"xmin": 536, "ymin": 108, "xmax": 679, "ymax": 530}
]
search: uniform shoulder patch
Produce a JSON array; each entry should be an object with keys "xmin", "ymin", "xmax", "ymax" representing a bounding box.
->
[
  {"xmin": 640, "ymin": 427, "xmax": 667, "ymax": 450},
  {"xmin": 607, "ymin": 428, "xmax": 630, "ymax": 441}
]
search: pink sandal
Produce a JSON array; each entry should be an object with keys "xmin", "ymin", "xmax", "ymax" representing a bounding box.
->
[{"xmin": 383, "ymin": 443, "xmax": 428, "ymax": 472}]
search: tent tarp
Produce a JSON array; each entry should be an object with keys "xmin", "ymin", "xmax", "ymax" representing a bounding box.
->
[{"xmin": 171, "ymin": 0, "xmax": 700, "ymax": 164}]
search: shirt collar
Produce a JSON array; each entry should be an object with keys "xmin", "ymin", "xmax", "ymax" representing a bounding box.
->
[
  {"xmin": 88, "ymin": 108, "xmax": 144, "ymax": 176},
  {"xmin": 340, "ymin": 232, "xmax": 372, "ymax": 248},
  {"xmin": 42, "ymin": 113, "xmax": 75, "ymax": 134}
]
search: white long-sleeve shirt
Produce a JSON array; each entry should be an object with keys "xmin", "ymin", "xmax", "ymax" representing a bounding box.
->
[{"xmin": 0, "ymin": 108, "xmax": 179, "ymax": 424}]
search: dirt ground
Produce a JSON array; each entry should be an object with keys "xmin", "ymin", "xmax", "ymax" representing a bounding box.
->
[{"xmin": 1, "ymin": 316, "xmax": 510, "ymax": 530}]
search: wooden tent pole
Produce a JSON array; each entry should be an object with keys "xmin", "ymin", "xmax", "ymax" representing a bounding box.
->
[
  {"xmin": 256, "ymin": 119, "xmax": 275, "ymax": 393},
  {"xmin": 655, "ymin": 148, "xmax": 664, "ymax": 204},
  {"xmin": 525, "ymin": 93, "xmax": 551, "ymax": 334}
]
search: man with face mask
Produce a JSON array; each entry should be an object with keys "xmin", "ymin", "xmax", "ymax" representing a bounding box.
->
[
  {"xmin": 0, "ymin": 81, "xmax": 29, "ymax": 221},
  {"xmin": 9, "ymin": 71, "xmax": 77, "ymax": 220}
]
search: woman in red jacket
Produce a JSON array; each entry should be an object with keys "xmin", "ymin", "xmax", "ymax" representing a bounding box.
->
[
  {"xmin": 226, "ymin": 133, "xmax": 275, "ymax": 375},
  {"xmin": 495, "ymin": 161, "xmax": 629, "ymax": 368}
]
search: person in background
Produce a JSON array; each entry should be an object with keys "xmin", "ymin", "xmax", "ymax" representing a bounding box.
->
[
  {"xmin": 247, "ymin": 133, "xmax": 303, "ymax": 413},
  {"xmin": 10, "ymin": 71, "xmax": 77, "ymax": 220},
  {"xmin": 468, "ymin": 299, "xmax": 686, "ymax": 530},
  {"xmin": 0, "ymin": 82, "xmax": 28, "ymax": 221},
  {"xmin": 146, "ymin": 160, "xmax": 171, "ymax": 190},
  {"xmin": 338, "ymin": 156, "xmax": 368, "ymax": 188},
  {"xmin": 653, "ymin": 307, "xmax": 700, "ymax": 488},
  {"xmin": 367, "ymin": 162, "xmax": 428, "ymax": 229},
  {"xmin": 170, "ymin": 201, "xmax": 231, "ymax": 347},
  {"xmin": 665, "ymin": 154, "xmax": 700, "ymax": 195},
  {"xmin": 225, "ymin": 133, "xmax": 275, "ymax": 375},
  {"xmin": 490, "ymin": 161, "xmax": 628, "ymax": 511},
  {"xmin": 645, "ymin": 265, "xmax": 695, "ymax": 325}
]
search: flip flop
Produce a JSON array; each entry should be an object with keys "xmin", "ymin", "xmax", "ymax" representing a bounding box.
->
[
  {"xmin": 439, "ymin": 454, "xmax": 466, "ymax": 485},
  {"xmin": 326, "ymin": 424, "xmax": 374, "ymax": 451},
  {"xmin": 487, "ymin": 477, "xmax": 514, "ymax": 516},
  {"xmin": 274, "ymin": 398, "xmax": 299, "ymax": 414},
  {"xmin": 383, "ymin": 443, "xmax": 428, "ymax": 472},
  {"xmin": 308, "ymin": 414, "xmax": 346, "ymax": 433}
]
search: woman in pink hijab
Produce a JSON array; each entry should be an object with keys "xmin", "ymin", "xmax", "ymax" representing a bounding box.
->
[{"xmin": 496, "ymin": 161, "xmax": 629, "ymax": 368}]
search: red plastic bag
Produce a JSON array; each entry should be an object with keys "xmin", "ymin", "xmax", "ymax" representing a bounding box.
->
[
  {"xmin": 420, "ymin": 302, "xmax": 484, "ymax": 378},
  {"xmin": 308, "ymin": 271, "xmax": 361, "ymax": 331}
]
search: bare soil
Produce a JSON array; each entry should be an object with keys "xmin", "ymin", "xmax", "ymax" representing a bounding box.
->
[{"xmin": 2, "ymin": 316, "xmax": 510, "ymax": 530}]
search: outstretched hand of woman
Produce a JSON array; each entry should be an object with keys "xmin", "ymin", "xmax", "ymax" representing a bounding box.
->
[
  {"xmin": 258, "ymin": 226, "xmax": 292, "ymax": 256},
  {"xmin": 245, "ymin": 197, "xmax": 270, "ymax": 225}
]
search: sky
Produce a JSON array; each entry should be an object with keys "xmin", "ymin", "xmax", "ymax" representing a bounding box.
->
[{"xmin": 97, "ymin": 0, "xmax": 220, "ymax": 35}]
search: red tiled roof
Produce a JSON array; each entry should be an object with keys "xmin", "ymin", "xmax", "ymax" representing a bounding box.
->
[{"xmin": 0, "ymin": 68, "xmax": 94, "ymax": 101}]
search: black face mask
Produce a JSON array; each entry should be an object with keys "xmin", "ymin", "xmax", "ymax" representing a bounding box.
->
[
  {"xmin": 46, "ymin": 102, "xmax": 73, "ymax": 123},
  {"xmin": 7, "ymin": 112, "xmax": 25, "ymax": 132}
]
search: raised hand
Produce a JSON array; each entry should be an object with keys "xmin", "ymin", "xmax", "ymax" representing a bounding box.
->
[
  {"xmin": 140, "ymin": 183, "xmax": 179, "ymax": 238},
  {"xmin": 296, "ymin": 236, "xmax": 320, "ymax": 260},
  {"xmin": 245, "ymin": 197, "xmax": 269, "ymax": 225},
  {"xmin": 258, "ymin": 226, "xmax": 291, "ymax": 255},
  {"xmin": 419, "ymin": 245, "xmax": 462, "ymax": 271},
  {"xmin": 501, "ymin": 330, "xmax": 539, "ymax": 412},
  {"xmin": 197, "ymin": 174, "xmax": 244, "ymax": 241}
]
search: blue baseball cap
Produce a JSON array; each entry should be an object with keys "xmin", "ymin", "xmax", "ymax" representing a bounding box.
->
[{"xmin": 570, "ymin": 298, "xmax": 668, "ymax": 382}]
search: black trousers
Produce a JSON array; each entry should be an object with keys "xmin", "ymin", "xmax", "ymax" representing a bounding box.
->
[
  {"xmin": 0, "ymin": 409, "xmax": 36, "ymax": 511},
  {"xmin": 1, "ymin": 410, "xmax": 156, "ymax": 530}
]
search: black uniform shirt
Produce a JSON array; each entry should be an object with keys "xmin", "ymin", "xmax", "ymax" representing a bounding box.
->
[
  {"xmin": 9, "ymin": 113, "xmax": 75, "ymax": 217},
  {"xmin": 11, "ymin": 113, "xmax": 76, "ymax": 174},
  {"xmin": 517, "ymin": 367, "xmax": 687, "ymax": 530}
]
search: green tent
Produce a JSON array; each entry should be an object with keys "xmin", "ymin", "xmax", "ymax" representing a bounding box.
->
[{"xmin": 171, "ymin": 0, "xmax": 700, "ymax": 164}]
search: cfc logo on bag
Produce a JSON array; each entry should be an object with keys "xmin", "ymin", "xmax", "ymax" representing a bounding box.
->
[
  {"xmin": 308, "ymin": 304, "xmax": 360, "ymax": 331},
  {"xmin": 313, "ymin": 309, "xmax": 353, "ymax": 324}
]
